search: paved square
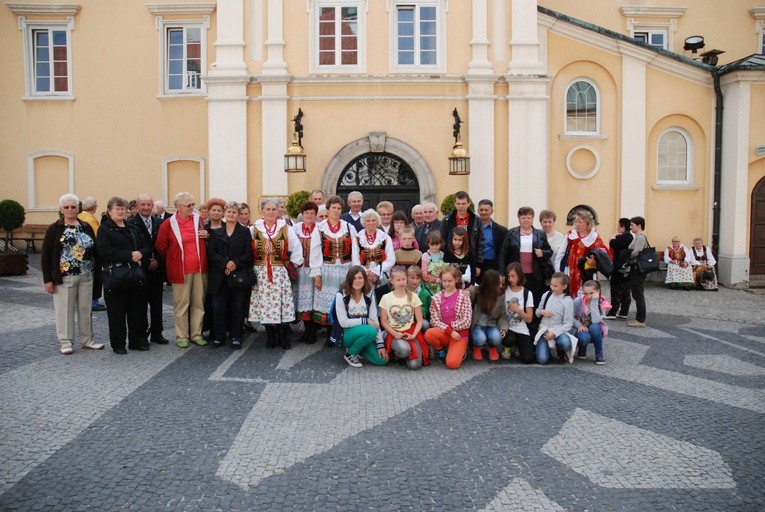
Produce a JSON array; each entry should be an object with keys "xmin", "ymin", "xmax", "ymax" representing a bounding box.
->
[{"xmin": 1, "ymin": 257, "xmax": 763, "ymax": 510}]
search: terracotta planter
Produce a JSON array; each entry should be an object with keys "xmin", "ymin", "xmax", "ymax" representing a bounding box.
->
[{"xmin": 0, "ymin": 252, "xmax": 29, "ymax": 276}]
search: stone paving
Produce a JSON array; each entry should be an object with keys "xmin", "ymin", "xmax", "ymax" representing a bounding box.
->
[{"xmin": 0, "ymin": 255, "xmax": 763, "ymax": 511}]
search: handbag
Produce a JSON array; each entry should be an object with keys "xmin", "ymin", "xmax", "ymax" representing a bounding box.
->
[
  {"xmin": 635, "ymin": 236, "xmax": 659, "ymax": 275},
  {"xmin": 102, "ymin": 227, "xmax": 146, "ymax": 291},
  {"xmin": 104, "ymin": 262, "xmax": 146, "ymax": 291},
  {"xmin": 228, "ymin": 267, "xmax": 257, "ymax": 289}
]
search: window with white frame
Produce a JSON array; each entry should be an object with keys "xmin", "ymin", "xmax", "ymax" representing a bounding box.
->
[
  {"xmin": 164, "ymin": 25, "xmax": 204, "ymax": 93},
  {"xmin": 392, "ymin": 1, "xmax": 444, "ymax": 71},
  {"xmin": 314, "ymin": 2, "xmax": 363, "ymax": 71},
  {"xmin": 657, "ymin": 129, "xmax": 691, "ymax": 183},
  {"xmin": 760, "ymin": 30, "xmax": 765, "ymax": 54},
  {"xmin": 19, "ymin": 20, "xmax": 74, "ymax": 98},
  {"xmin": 565, "ymin": 80, "xmax": 599, "ymax": 134},
  {"xmin": 633, "ymin": 30, "xmax": 667, "ymax": 50}
]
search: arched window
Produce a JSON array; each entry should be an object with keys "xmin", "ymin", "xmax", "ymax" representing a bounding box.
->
[
  {"xmin": 565, "ymin": 79, "xmax": 599, "ymax": 134},
  {"xmin": 657, "ymin": 129, "xmax": 691, "ymax": 183}
]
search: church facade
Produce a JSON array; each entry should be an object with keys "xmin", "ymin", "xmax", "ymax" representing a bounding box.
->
[{"xmin": 1, "ymin": 1, "xmax": 763, "ymax": 286}]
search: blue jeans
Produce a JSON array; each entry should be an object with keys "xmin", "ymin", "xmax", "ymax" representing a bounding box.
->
[
  {"xmin": 471, "ymin": 326, "xmax": 502, "ymax": 348},
  {"xmin": 575, "ymin": 323, "xmax": 604, "ymax": 358},
  {"xmin": 536, "ymin": 333, "xmax": 572, "ymax": 364}
]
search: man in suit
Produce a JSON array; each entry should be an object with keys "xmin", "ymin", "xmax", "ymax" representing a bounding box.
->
[
  {"xmin": 415, "ymin": 201, "xmax": 442, "ymax": 250},
  {"xmin": 153, "ymin": 199, "xmax": 173, "ymax": 221},
  {"xmin": 477, "ymin": 199, "xmax": 508, "ymax": 281},
  {"xmin": 131, "ymin": 193, "xmax": 169, "ymax": 344},
  {"xmin": 340, "ymin": 190, "xmax": 364, "ymax": 231}
]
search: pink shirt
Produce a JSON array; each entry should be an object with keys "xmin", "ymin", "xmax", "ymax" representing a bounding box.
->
[
  {"xmin": 439, "ymin": 291, "xmax": 459, "ymax": 326},
  {"xmin": 177, "ymin": 215, "xmax": 201, "ymax": 274}
]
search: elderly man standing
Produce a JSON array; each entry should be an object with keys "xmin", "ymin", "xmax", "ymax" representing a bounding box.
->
[
  {"xmin": 414, "ymin": 201, "xmax": 442, "ymax": 250},
  {"xmin": 477, "ymin": 199, "xmax": 507, "ymax": 278},
  {"xmin": 153, "ymin": 200, "xmax": 173, "ymax": 221},
  {"xmin": 155, "ymin": 192, "xmax": 209, "ymax": 348},
  {"xmin": 340, "ymin": 190, "xmax": 364, "ymax": 231},
  {"xmin": 410, "ymin": 204, "xmax": 424, "ymax": 229},
  {"xmin": 130, "ymin": 193, "xmax": 169, "ymax": 344},
  {"xmin": 77, "ymin": 197, "xmax": 106, "ymax": 311}
]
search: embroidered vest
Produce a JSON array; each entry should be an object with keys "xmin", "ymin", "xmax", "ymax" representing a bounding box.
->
[
  {"xmin": 252, "ymin": 225, "xmax": 289, "ymax": 265},
  {"xmin": 321, "ymin": 227, "xmax": 352, "ymax": 264},
  {"xmin": 359, "ymin": 237, "xmax": 387, "ymax": 267}
]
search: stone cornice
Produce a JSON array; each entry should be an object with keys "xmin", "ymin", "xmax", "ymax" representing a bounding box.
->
[
  {"xmin": 750, "ymin": 7, "xmax": 765, "ymax": 19},
  {"xmin": 5, "ymin": 2, "xmax": 79, "ymax": 15},
  {"xmin": 620, "ymin": 5, "xmax": 687, "ymax": 18},
  {"xmin": 146, "ymin": 2, "xmax": 215, "ymax": 15}
]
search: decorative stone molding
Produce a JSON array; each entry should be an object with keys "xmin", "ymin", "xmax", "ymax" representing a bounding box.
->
[
  {"xmin": 146, "ymin": 2, "xmax": 215, "ymax": 15},
  {"xmin": 620, "ymin": 6, "xmax": 687, "ymax": 18},
  {"xmin": 565, "ymin": 145, "xmax": 601, "ymax": 180},
  {"xmin": 321, "ymin": 134, "xmax": 437, "ymax": 203},
  {"xmin": 5, "ymin": 2, "xmax": 79, "ymax": 15}
]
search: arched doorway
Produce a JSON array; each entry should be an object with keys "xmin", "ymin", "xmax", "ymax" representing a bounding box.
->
[
  {"xmin": 336, "ymin": 152, "xmax": 420, "ymax": 215},
  {"xmin": 750, "ymin": 175, "xmax": 765, "ymax": 276},
  {"xmin": 321, "ymin": 133, "xmax": 437, "ymax": 217}
]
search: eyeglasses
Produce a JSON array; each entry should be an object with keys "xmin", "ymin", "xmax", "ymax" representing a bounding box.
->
[
  {"xmin": 61, "ymin": 205, "xmax": 78, "ymax": 210},
  {"xmin": 180, "ymin": 203, "xmax": 196, "ymax": 208}
]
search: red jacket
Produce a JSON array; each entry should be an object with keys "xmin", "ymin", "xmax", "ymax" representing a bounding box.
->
[{"xmin": 155, "ymin": 213, "xmax": 208, "ymax": 284}]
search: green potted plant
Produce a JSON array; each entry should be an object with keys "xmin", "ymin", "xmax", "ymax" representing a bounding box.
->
[
  {"xmin": 286, "ymin": 190, "xmax": 310, "ymax": 219},
  {"xmin": 0, "ymin": 199, "xmax": 29, "ymax": 275}
]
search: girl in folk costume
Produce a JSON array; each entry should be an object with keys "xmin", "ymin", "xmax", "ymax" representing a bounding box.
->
[
  {"xmin": 424, "ymin": 265, "xmax": 473, "ymax": 369},
  {"xmin": 312, "ymin": 195, "xmax": 357, "ymax": 343},
  {"xmin": 352, "ymin": 209, "xmax": 396, "ymax": 299},
  {"xmin": 248, "ymin": 197, "xmax": 303, "ymax": 350},
  {"xmin": 292, "ymin": 201, "xmax": 322, "ymax": 344},
  {"xmin": 443, "ymin": 226, "xmax": 476, "ymax": 288},
  {"xmin": 379, "ymin": 266, "xmax": 428, "ymax": 370},
  {"xmin": 690, "ymin": 237, "xmax": 718, "ymax": 291},
  {"xmin": 554, "ymin": 209, "xmax": 610, "ymax": 297}
]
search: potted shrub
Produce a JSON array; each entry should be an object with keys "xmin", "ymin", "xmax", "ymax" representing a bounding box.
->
[
  {"xmin": 286, "ymin": 190, "xmax": 310, "ymax": 219},
  {"xmin": 0, "ymin": 199, "xmax": 29, "ymax": 276}
]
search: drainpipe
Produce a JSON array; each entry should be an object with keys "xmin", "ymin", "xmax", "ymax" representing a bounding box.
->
[{"xmin": 711, "ymin": 68, "xmax": 723, "ymax": 261}]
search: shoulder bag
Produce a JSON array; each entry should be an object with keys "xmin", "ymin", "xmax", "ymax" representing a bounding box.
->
[
  {"xmin": 635, "ymin": 235, "xmax": 660, "ymax": 275},
  {"xmin": 103, "ymin": 228, "xmax": 146, "ymax": 291}
]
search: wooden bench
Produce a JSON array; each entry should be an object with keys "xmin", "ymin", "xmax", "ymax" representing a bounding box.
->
[{"xmin": 0, "ymin": 224, "xmax": 49, "ymax": 253}]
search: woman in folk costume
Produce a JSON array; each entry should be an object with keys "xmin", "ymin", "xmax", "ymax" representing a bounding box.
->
[
  {"xmin": 553, "ymin": 209, "xmax": 610, "ymax": 297},
  {"xmin": 663, "ymin": 236, "xmax": 696, "ymax": 290},
  {"xmin": 352, "ymin": 209, "xmax": 396, "ymax": 301},
  {"xmin": 690, "ymin": 237, "xmax": 718, "ymax": 291},
  {"xmin": 312, "ymin": 195, "xmax": 358, "ymax": 344},
  {"xmin": 248, "ymin": 197, "xmax": 303, "ymax": 350},
  {"xmin": 292, "ymin": 201, "xmax": 322, "ymax": 344}
]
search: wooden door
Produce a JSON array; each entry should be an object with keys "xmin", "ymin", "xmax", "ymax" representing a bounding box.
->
[{"xmin": 751, "ymin": 177, "xmax": 765, "ymax": 275}]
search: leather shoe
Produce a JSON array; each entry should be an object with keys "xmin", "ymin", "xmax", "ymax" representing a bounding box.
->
[
  {"xmin": 91, "ymin": 304, "xmax": 107, "ymax": 312},
  {"xmin": 82, "ymin": 342, "xmax": 105, "ymax": 350},
  {"xmin": 151, "ymin": 336, "xmax": 170, "ymax": 345},
  {"xmin": 113, "ymin": 347, "xmax": 128, "ymax": 355},
  {"xmin": 128, "ymin": 344, "xmax": 151, "ymax": 351}
]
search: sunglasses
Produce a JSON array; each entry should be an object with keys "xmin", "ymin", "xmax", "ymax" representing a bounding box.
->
[
  {"xmin": 61, "ymin": 205, "xmax": 78, "ymax": 210},
  {"xmin": 180, "ymin": 203, "xmax": 196, "ymax": 208}
]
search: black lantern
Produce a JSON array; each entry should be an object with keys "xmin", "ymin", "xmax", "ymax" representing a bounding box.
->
[
  {"xmin": 448, "ymin": 108, "xmax": 470, "ymax": 175},
  {"xmin": 284, "ymin": 108, "xmax": 306, "ymax": 173}
]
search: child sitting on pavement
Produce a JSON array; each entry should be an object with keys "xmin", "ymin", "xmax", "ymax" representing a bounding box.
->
[
  {"xmin": 534, "ymin": 272, "xmax": 577, "ymax": 364},
  {"xmin": 379, "ymin": 266, "xmax": 428, "ymax": 370},
  {"xmin": 469, "ymin": 269, "xmax": 507, "ymax": 362},
  {"xmin": 573, "ymin": 280, "xmax": 611, "ymax": 365}
]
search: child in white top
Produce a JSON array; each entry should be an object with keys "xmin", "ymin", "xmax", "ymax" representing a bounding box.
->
[
  {"xmin": 535, "ymin": 272, "xmax": 577, "ymax": 364},
  {"xmin": 502, "ymin": 262, "xmax": 535, "ymax": 364}
]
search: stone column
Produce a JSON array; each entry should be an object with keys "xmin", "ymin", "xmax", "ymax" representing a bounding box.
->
[
  {"xmin": 718, "ymin": 74, "xmax": 753, "ymax": 286},
  {"xmin": 207, "ymin": 0, "xmax": 249, "ymax": 201}
]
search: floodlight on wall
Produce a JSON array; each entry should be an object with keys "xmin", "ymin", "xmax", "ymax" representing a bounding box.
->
[
  {"xmin": 448, "ymin": 108, "xmax": 470, "ymax": 175},
  {"xmin": 683, "ymin": 35, "xmax": 705, "ymax": 54},
  {"xmin": 284, "ymin": 108, "xmax": 306, "ymax": 173}
]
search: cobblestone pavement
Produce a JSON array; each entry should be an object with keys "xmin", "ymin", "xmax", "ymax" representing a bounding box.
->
[{"xmin": 1, "ymin": 255, "xmax": 763, "ymax": 511}]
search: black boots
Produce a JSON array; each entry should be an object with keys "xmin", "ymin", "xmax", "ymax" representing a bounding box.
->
[
  {"xmin": 265, "ymin": 325, "xmax": 277, "ymax": 348},
  {"xmin": 279, "ymin": 324, "xmax": 292, "ymax": 350},
  {"xmin": 298, "ymin": 320, "xmax": 316, "ymax": 344}
]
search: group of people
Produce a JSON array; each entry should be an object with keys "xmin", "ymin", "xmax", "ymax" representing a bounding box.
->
[
  {"xmin": 662, "ymin": 236, "xmax": 719, "ymax": 290},
  {"xmin": 41, "ymin": 188, "xmax": 717, "ymax": 368}
]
